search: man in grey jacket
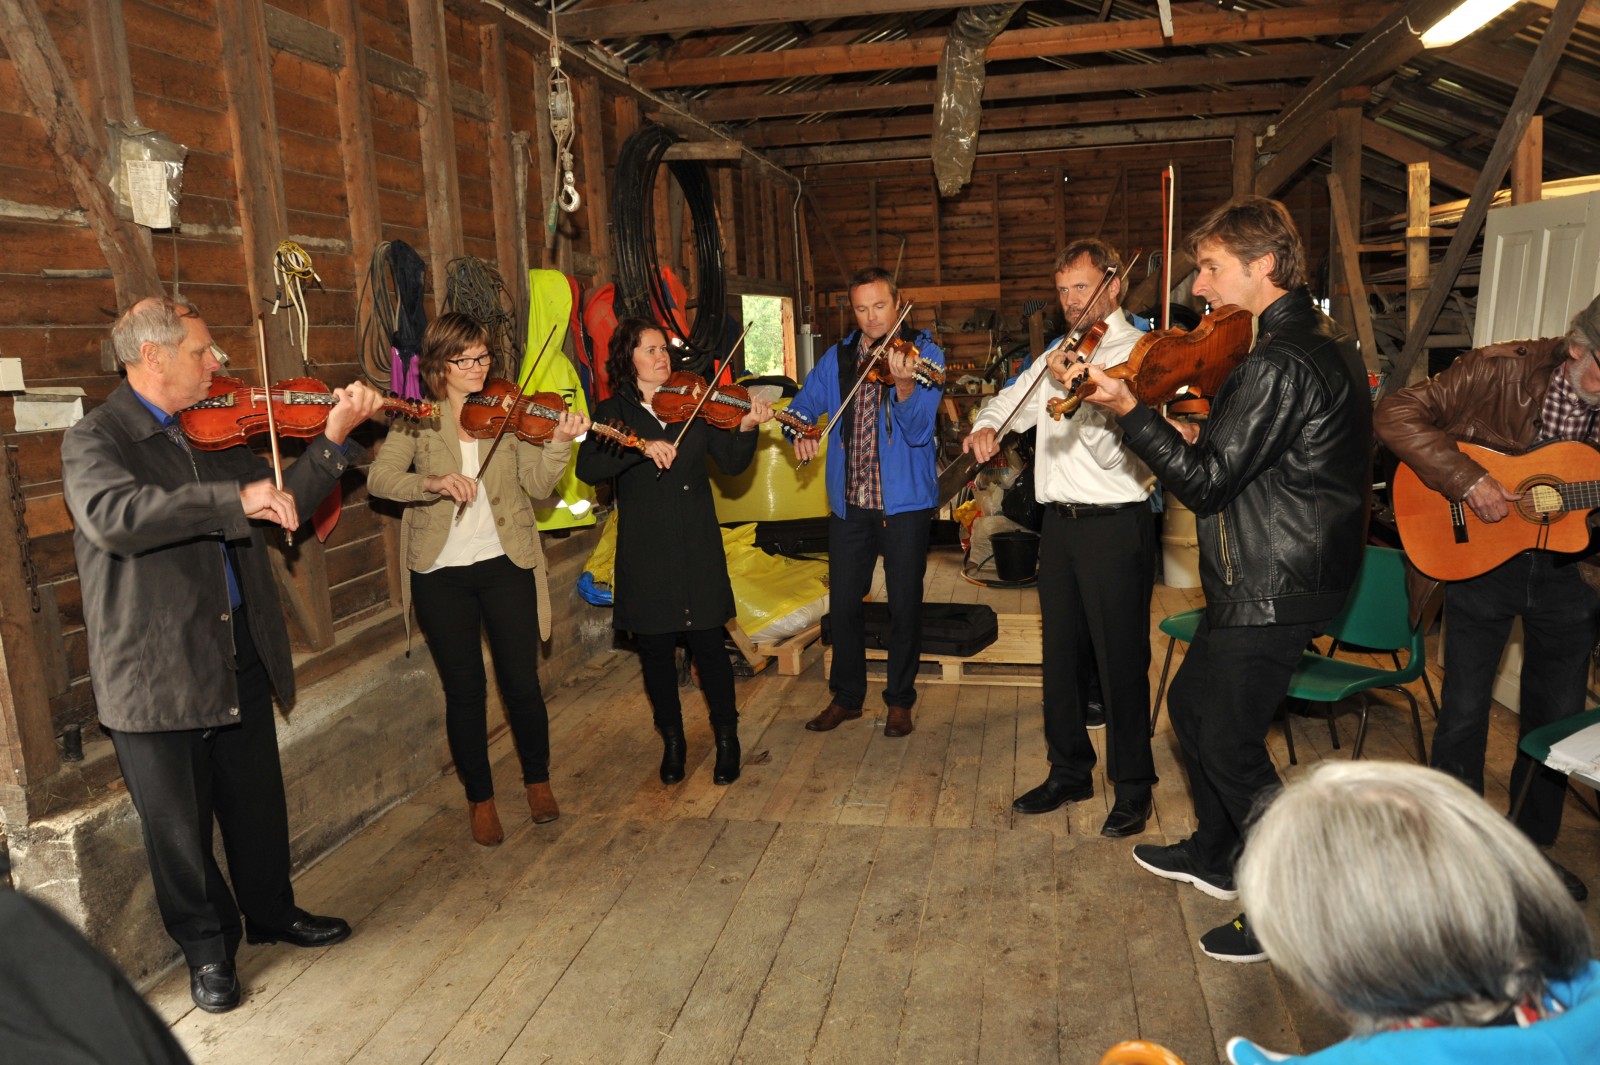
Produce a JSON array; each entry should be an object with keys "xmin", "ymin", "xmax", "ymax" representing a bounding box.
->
[
  {"xmin": 62, "ymin": 298, "xmax": 382, "ymax": 1013},
  {"xmin": 1076, "ymin": 196, "xmax": 1371, "ymax": 963}
]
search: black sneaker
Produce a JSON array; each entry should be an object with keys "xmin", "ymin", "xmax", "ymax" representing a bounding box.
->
[
  {"xmin": 1085, "ymin": 701, "xmax": 1106, "ymax": 730},
  {"xmin": 1200, "ymin": 913, "xmax": 1267, "ymax": 963},
  {"xmin": 1131, "ymin": 839, "xmax": 1238, "ymax": 900}
]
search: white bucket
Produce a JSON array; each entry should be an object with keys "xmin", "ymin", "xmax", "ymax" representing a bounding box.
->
[{"xmin": 1160, "ymin": 495, "xmax": 1201, "ymax": 589}]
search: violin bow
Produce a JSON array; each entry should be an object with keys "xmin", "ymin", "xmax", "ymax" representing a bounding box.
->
[
  {"xmin": 455, "ymin": 323, "xmax": 558, "ymax": 524},
  {"xmin": 255, "ymin": 315, "xmax": 293, "ymax": 548},
  {"xmin": 1160, "ymin": 164, "xmax": 1175, "ymax": 332},
  {"xmin": 931, "ymin": 257, "xmax": 1136, "ymax": 505},
  {"xmin": 815, "ymin": 300, "xmax": 916, "ymax": 449},
  {"xmin": 652, "ymin": 325, "xmax": 750, "ymax": 479}
]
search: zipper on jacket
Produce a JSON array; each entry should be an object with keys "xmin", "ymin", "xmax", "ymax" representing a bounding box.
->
[
  {"xmin": 1216, "ymin": 511, "xmax": 1236, "ymax": 585},
  {"xmin": 174, "ymin": 437, "xmax": 237, "ymax": 652}
]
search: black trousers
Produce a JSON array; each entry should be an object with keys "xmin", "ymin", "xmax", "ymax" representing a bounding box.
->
[
  {"xmin": 635, "ymin": 626, "xmax": 738, "ymax": 731},
  {"xmin": 412, "ymin": 554, "xmax": 551, "ymax": 803},
  {"xmin": 109, "ymin": 609, "xmax": 298, "ymax": 967},
  {"xmin": 827, "ymin": 505, "xmax": 935, "ymax": 710},
  {"xmin": 1036, "ymin": 504, "xmax": 1157, "ymax": 801},
  {"xmin": 1436, "ymin": 552, "xmax": 1600, "ymax": 845},
  {"xmin": 1169, "ymin": 616, "xmax": 1318, "ymax": 876}
]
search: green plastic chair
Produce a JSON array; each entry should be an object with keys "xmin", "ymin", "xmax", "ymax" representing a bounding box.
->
[
  {"xmin": 1284, "ymin": 545, "xmax": 1429, "ymax": 762},
  {"xmin": 1508, "ymin": 707, "xmax": 1600, "ymax": 821},
  {"xmin": 1149, "ymin": 607, "xmax": 1203, "ymax": 737}
]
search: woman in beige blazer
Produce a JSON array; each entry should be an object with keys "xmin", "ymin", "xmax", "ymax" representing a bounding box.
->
[{"xmin": 368, "ymin": 313, "xmax": 589, "ymax": 846}]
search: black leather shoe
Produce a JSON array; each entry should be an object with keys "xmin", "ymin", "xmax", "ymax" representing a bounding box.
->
[
  {"xmin": 712, "ymin": 724, "xmax": 741, "ymax": 785},
  {"xmin": 1100, "ymin": 796, "xmax": 1153, "ymax": 838},
  {"xmin": 190, "ymin": 960, "xmax": 240, "ymax": 1013},
  {"xmin": 659, "ymin": 723, "xmax": 687, "ymax": 785},
  {"xmin": 245, "ymin": 912, "xmax": 351, "ymax": 948},
  {"xmin": 1012, "ymin": 778, "xmax": 1093, "ymax": 814},
  {"xmin": 1550, "ymin": 857, "xmax": 1589, "ymax": 902}
]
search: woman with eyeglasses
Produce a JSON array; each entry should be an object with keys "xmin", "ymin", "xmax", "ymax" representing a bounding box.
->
[
  {"xmin": 576, "ymin": 318, "xmax": 773, "ymax": 788},
  {"xmin": 369, "ymin": 312, "xmax": 589, "ymax": 845}
]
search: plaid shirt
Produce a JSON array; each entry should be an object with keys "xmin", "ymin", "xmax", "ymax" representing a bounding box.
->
[
  {"xmin": 846, "ymin": 379, "xmax": 885, "ymax": 510},
  {"xmin": 1534, "ymin": 361, "xmax": 1600, "ymax": 445}
]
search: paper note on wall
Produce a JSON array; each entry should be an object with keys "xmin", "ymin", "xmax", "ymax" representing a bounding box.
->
[
  {"xmin": 15, "ymin": 389, "xmax": 85, "ymax": 432},
  {"xmin": 125, "ymin": 159, "xmax": 172, "ymax": 229}
]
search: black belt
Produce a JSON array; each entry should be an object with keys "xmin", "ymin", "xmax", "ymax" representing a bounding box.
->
[{"xmin": 1049, "ymin": 500, "xmax": 1144, "ymax": 518}]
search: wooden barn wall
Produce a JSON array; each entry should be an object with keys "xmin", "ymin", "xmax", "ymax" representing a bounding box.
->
[
  {"xmin": 0, "ymin": 0, "xmax": 796, "ymax": 764},
  {"xmin": 800, "ymin": 145, "xmax": 1331, "ymax": 375}
]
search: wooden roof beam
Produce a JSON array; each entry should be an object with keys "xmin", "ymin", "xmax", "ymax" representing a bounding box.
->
[
  {"xmin": 693, "ymin": 46, "xmax": 1329, "ymax": 122},
  {"xmin": 1258, "ymin": 0, "xmax": 1458, "ymax": 156},
  {"xmin": 770, "ymin": 117, "xmax": 1242, "ymax": 167},
  {"xmin": 1440, "ymin": 37, "xmax": 1600, "ymax": 116},
  {"xmin": 743, "ymin": 87, "xmax": 1295, "ymax": 148},
  {"xmin": 631, "ymin": 1, "xmax": 1388, "ymax": 88},
  {"xmin": 1359, "ymin": 119, "xmax": 1482, "ymax": 195},
  {"xmin": 1386, "ymin": 0, "xmax": 1585, "ymax": 391},
  {"xmin": 559, "ymin": 0, "xmax": 1010, "ymax": 41}
]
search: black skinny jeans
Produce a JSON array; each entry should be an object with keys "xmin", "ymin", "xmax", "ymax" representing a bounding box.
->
[
  {"xmin": 827, "ymin": 505, "xmax": 934, "ymax": 710},
  {"xmin": 635, "ymin": 626, "xmax": 738, "ymax": 732},
  {"xmin": 1169, "ymin": 616, "xmax": 1318, "ymax": 876},
  {"xmin": 411, "ymin": 554, "xmax": 550, "ymax": 802}
]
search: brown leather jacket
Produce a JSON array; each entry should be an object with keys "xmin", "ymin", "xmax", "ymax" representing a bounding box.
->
[{"xmin": 1374, "ymin": 335, "xmax": 1587, "ymax": 615}]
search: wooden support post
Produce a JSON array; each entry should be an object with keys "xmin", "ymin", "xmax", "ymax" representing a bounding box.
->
[
  {"xmin": 0, "ymin": 0, "xmax": 162, "ymax": 305},
  {"xmin": 1406, "ymin": 161, "xmax": 1431, "ymax": 384},
  {"xmin": 1232, "ymin": 119, "xmax": 1256, "ymax": 197},
  {"xmin": 576, "ymin": 74, "xmax": 610, "ymax": 280},
  {"xmin": 0, "ymin": 445, "xmax": 60, "ymax": 825},
  {"xmin": 1254, "ymin": 112, "xmax": 1332, "ymax": 198},
  {"xmin": 217, "ymin": 0, "xmax": 295, "ymax": 374},
  {"xmin": 330, "ymin": 0, "xmax": 382, "ymax": 262},
  {"xmin": 1330, "ymin": 104, "xmax": 1363, "ymax": 335},
  {"xmin": 1325, "ymin": 173, "xmax": 1380, "ymax": 374},
  {"xmin": 668, "ymin": 178, "xmax": 686, "ymax": 272},
  {"xmin": 219, "ymin": 0, "xmax": 336, "ymax": 651},
  {"xmin": 406, "ymin": 0, "xmax": 465, "ymax": 308},
  {"xmin": 1512, "ymin": 114, "xmax": 1543, "ymax": 205},
  {"xmin": 717, "ymin": 167, "xmax": 739, "ymax": 275},
  {"xmin": 1385, "ymin": 0, "xmax": 1583, "ymax": 395},
  {"xmin": 481, "ymin": 24, "xmax": 525, "ymax": 299},
  {"xmin": 763, "ymin": 178, "xmax": 780, "ymax": 281}
]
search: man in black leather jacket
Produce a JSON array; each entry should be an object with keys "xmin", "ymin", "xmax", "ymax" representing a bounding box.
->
[{"xmin": 1077, "ymin": 196, "xmax": 1371, "ymax": 962}]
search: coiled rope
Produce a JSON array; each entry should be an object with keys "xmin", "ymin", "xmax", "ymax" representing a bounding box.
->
[
  {"xmin": 357, "ymin": 240, "xmax": 428, "ymax": 398},
  {"xmin": 611, "ymin": 122, "xmax": 726, "ymax": 371},
  {"xmin": 445, "ymin": 256, "xmax": 522, "ymax": 380},
  {"xmin": 273, "ymin": 240, "xmax": 320, "ymax": 369}
]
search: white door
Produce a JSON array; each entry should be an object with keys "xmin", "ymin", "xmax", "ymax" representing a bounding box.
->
[{"xmin": 1475, "ymin": 191, "xmax": 1600, "ymax": 346}]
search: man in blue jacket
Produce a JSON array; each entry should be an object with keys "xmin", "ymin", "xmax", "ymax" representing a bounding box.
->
[{"xmin": 790, "ymin": 267, "xmax": 945, "ymax": 737}]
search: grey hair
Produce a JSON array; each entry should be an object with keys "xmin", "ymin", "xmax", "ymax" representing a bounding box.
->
[
  {"xmin": 1237, "ymin": 760, "xmax": 1589, "ymax": 1034},
  {"xmin": 110, "ymin": 297, "xmax": 199, "ymax": 367},
  {"xmin": 1567, "ymin": 291, "xmax": 1600, "ymax": 360}
]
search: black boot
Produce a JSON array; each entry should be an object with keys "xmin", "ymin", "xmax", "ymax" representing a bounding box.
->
[
  {"xmin": 712, "ymin": 723, "xmax": 741, "ymax": 785},
  {"xmin": 659, "ymin": 722, "xmax": 687, "ymax": 785}
]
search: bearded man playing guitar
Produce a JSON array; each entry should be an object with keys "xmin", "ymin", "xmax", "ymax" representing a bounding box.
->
[{"xmin": 1376, "ymin": 293, "xmax": 1600, "ymax": 904}]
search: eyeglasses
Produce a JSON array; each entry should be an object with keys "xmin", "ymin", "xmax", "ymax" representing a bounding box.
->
[{"xmin": 447, "ymin": 353, "xmax": 494, "ymax": 369}]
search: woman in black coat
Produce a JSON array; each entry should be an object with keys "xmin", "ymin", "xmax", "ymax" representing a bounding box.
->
[{"xmin": 576, "ymin": 318, "xmax": 772, "ymax": 786}]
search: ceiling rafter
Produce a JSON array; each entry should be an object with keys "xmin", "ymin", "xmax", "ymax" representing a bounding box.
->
[
  {"xmin": 631, "ymin": 1, "xmax": 1387, "ymax": 88},
  {"xmin": 742, "ymin": 86, "xmax": 1295, "ymax": 147},
  {"xmin": 692, "ymin": 45, "xmax": 1331, "ymax": 122}
]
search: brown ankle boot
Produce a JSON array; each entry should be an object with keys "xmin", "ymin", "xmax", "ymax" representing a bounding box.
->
[
  {"xmin": 468, "ymin": 798, "xmax": 504, "ymax": 846},
  {"xmin": 526, "ymin": 781, "xmax": 559, "ymax": 824}
]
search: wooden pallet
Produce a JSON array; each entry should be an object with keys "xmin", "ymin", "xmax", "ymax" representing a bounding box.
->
[
  {"xmin": 823, "ymin": 612, "xmax": 1043, "ymax": 687},
  {"xmin": 754, "ymin": 621, "xmax": 824, "ymax": 676}
]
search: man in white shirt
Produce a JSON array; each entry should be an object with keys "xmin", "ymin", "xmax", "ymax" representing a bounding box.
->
[{"xmin": 962, "ymin": 239, "xmax": 1158, "ymax": 836}]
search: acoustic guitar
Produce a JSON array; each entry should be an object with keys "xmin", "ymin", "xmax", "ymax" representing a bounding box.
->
[{"xmin": 1391, "ymin": 439, "xmax": 1600, "ymax": 581}]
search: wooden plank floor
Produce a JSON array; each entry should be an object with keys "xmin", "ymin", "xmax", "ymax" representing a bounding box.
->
[{"xmin": 150, "ymin": 545, "xmax": 1600, "ymax": 1065}]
